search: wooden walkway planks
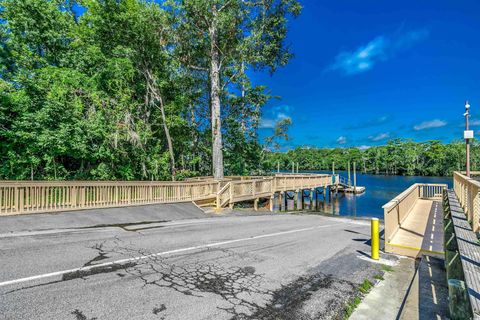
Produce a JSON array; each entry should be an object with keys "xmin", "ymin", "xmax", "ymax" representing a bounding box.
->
[
  {"xmin": 447, "ymin": 190, "xmax": 480, "ymax": 319},
  {"xmin": 387, "ymin": 199, "xmax": 444, "ymax": 258}
]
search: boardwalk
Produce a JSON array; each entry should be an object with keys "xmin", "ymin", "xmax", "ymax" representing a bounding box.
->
[{"xmin": 0, "ymin": 174, "xmax": 337, "ymax": 215}]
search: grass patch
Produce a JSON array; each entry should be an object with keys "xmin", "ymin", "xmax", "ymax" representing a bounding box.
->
[
  {"xmin": 374, "ymin": 274, "xmax": 384, "ymax": 281},
  {"xmin": 343, "ymin": 278, "xmax": 376, "ymax": 319},
  {"xmin": 381, "ymin": 264, "xmax": 394, "ymax": 272},
  {"xmin": 343, "ymin": 296, "xmax": 361, "ymax": 319},
  {"xmin": 358, "ymin": 279, "xmax": 373, "ymax": 294}
]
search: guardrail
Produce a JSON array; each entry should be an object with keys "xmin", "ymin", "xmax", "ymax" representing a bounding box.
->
[
  {"xmin": 453, "ymin": 171, "xmax": 480, "ymax": 232},
  {"xmin": 383, "ymin": 183, "xmax": 447, "ymax": 243}
]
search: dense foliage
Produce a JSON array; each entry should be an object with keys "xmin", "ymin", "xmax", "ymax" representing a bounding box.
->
[
  {"xmin": 0, "ymin": 0, "xmax": 300, "ymax": 180},
  {"xmin": 266, "ymin": 139, "xmax": 471, "ymax": 177}
]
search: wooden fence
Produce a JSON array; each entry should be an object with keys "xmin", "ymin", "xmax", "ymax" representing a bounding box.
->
[
  {"xmin": 383, "ymin": 183, "xmax": 447, "ymax": 243},
  {"xmin": 453, "ymin": 171, "xmax": 480, "ymax": 232}
]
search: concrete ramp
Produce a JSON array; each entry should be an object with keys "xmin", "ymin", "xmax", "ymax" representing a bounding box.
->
[
  {"xmin": 0, "ymin": 202, "xmax": 208, "ymax": 234},
  {"xmin": 386, "ymin": 200, "xmax": 444, "ymax": 258}
]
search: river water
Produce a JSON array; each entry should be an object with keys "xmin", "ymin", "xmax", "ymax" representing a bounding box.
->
[{"xmin": 274, "ymin": 171, "xmax": 452, "ymax": 219}]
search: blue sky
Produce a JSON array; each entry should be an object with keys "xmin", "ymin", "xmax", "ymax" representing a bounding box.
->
[{"xmin": 255, "ymin": 0, "xmax": 480, "ymax": 149}]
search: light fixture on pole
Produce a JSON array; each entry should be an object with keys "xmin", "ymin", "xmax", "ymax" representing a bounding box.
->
[{"xmin": 464, "ymin": 100, "xmax": 473, "ymax": 177}]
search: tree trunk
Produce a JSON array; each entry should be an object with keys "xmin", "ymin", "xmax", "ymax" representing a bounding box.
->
[
  {"xmin": 158, "ymin": 96, "xmax": 176, "ymax": 180},
  {"xmin": 144, "ymin": 68, "xmax": 176, "ymax": 180},
  {"xmin": 240, "ymin": 61, "xmax": 247, "ymax": 134},
  {"xmin": 209, "ymin": 12, "xmax": 224, "ymax": 180}
]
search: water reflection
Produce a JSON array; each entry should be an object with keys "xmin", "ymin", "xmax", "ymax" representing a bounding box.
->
[{"xmin": 272, "ymin": 172, "xmax": 452, "ymax": 219}]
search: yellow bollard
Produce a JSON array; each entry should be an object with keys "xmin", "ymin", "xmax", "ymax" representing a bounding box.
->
[{"xmin": 371, "ymin": 218, "xmax": 379, "ymax": 260}]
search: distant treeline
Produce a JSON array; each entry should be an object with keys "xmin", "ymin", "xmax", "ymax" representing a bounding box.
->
[{"xmin": 265, "ymin": 139, "xmax": 473, "ymax": 177}]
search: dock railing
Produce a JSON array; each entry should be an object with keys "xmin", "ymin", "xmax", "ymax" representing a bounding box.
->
[
  {"xmin": 453, "ymin": 171, "xmax": 480, "ymax": 232},
  {"xmin": 0, "ymin": 174, "xmax": 336, "ymax": 215},
  {"xmin": 383, "ymin": 183, "xmax": 447, "ymax": 244}
]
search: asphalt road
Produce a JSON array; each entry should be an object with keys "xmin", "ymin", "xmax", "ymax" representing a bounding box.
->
[{"xmin": 0, "ymin": 205, "xmax": 392, "ymax": 320}]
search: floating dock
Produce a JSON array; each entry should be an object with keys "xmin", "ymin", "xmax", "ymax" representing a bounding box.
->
[{"xmin": 342, "ymin": 186, "xmax": 366, "ymax": 194}]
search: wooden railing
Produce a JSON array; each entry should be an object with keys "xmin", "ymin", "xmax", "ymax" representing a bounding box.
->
[
  {"xmin": 0, "ymin": 180, "xmax": 219, "ymax": 216},
  {"xmin": 383, "ymin": 183, "xmax": 447, "ymax": 243},
  {"xmin": 216, "ymin": 182, "xmax": 231, "ymax": 208},
  {"xmin": 444, "ymin": 189, "xmax": 480, "ymax": 318},
  {"xmin": 0, "ymin": 174, "xmax": 336, "ymax": 215},
  {"xmin": 453, "ymin": 171, "xmax": 480, "ymax": 232},
  {"xmin": 273, "ymin": 174, "xmax": 335, "ymax": 192}
]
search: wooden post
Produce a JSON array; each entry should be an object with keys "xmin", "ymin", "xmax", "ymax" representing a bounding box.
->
[
  {"xmin": 279, "ymin": 191, "xmax": 284, "ymax": 211},
  {"xmin": 296, "ymin": 162, "xmax": 299, "ymax": 174},
  {"xmin": 269, "ymin": 195, "xmax": 274, "ymax": 212},
  {"xmin": 18, "ymin": 188, "xmax": 24, "ymax": 214},
  {"xmin": 216, "ymin": 193, "xmax": 221, "ymax": 209},
  {"xmin": 229, "ymin": 182, "xmax": 233, "ymax": 208},
  {"xmin": 310, "ymin": 188, "xmax": 315, "ymax": 210},
  {"xmin": 295, "ymin": 189, "xmax": 303, "ymax": 210},
  {"xmin": 348, "ymin": 161, "xmax": 351, "ymax": 186},
  {"xmin": 72, "ymin": 186, "xmax": 77, "ymax": 208},
  {"xmin": 295, "ymin": 189, "xmax": 300, "ymax": 210},
  {"xmin": 353, "ymin": 162, "xmax": 357, "ymax": 193},
  {"xmin": 448, "ymin": 279, "xmax": 471, "ymax": 319},
  {"xmin": 277, "ymin": 161, "xmax": 280, "ymax": 173},
  {"xmin": 254, "ymin": 198, "xmax": 258, "ymax": 211}
]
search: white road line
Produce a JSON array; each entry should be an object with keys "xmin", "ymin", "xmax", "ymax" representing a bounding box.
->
[{"xmin": 0, "ymin": 223, "xmax": 340, "ymax": 288}]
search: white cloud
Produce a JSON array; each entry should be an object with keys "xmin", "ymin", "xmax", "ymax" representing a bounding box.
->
[
  {"xmin": 337, "ymin": 136, "xmax": 347, "ymax": 144},
  {"xmin": 469, "ymin": 119, "xmax": 480, "ymax": 126},
  {"xmin": 259, "ymin": 105, "xmax": 292, "ymax": 129},
  {"xmin": 369, "ymin": 132, "xmax": 390, "ymax": 141},
  {"xmin": 413, "ymin": 119, "xmax": 447, "ymax": 130},
  {"xmin": 327, "ymin": 29, "xmax": 429, "ymax": 75}
]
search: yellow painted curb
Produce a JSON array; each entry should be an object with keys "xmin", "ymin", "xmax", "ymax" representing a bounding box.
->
[{"xmin": 386, "ymin": 242, "xmax": 444, "ymax": 256}]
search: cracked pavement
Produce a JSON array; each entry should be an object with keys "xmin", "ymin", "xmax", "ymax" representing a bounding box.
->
[{"xmin": 0, "ymin": 204, "xmax": 392, "ymax": 319}]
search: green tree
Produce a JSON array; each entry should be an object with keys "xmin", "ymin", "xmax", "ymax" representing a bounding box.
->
[{"xmin": 169, "ymin": 0, "xmax": 301, "ymax": 180}]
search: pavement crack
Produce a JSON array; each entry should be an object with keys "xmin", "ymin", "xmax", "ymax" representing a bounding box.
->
[
  {"xmin": 152, "ymin": 304, "xmax": 167, "ymax": 315},
  {"xmin": 83, "ymin": 243, "xmax": 109, "ymax": 267},
  {"xmin": 71, "ymin": 309, "xmax": 97, "ymax": 320},
  {"xmin": 229, "ymin": 273, "xmax": 356, "ymax": 320}
]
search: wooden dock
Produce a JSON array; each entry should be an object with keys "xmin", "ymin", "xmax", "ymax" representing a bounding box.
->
[{"xmin": 0, "ymin": 173, "xmax": 340, "ymax": 215}]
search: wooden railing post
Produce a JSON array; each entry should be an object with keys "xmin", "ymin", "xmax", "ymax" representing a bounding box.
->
[
  {"xmin": 81, "ymin": 187, "xmax": 86, "ymax": 207},
  {"xmin": 474, "ymin": 191, "xmax": 480, "ymax": 232},
  {"xmin": 18, "ymin": 188, "xmax": 24, "ymax": 214}
]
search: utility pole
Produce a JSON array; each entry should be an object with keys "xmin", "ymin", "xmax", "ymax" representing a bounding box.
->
[{"xmin": 464, "ymin": 101, "xmax": 473, "ymax": 177}]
